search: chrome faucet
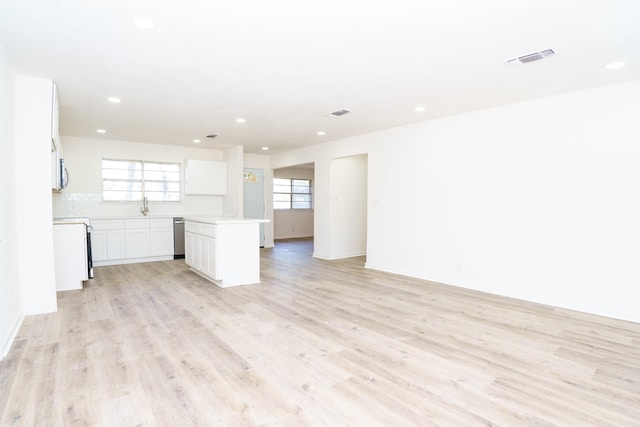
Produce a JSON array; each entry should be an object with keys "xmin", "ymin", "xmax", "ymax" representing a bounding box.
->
[{"xmin": 141, "ymin": 196, "xmax": 149, "ymax": 216}]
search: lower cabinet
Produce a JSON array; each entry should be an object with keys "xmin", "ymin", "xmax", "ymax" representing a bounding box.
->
[
  {"xmin": 185, "ymin": 220, "xmax": 262, "ymax": 287},
  {"xmin": 185, "ymin": 230, "xmax": 219, "ymax": 280},
  {"xmin": 107, "ymin": 230, "xmax": 126, "ymax": 259},
  {"xmin": 92, "ymin": 217, "xmax": 174, "ymax": 265},
  {"xmin": 91, "ymin": 231, "xmax": 107, "ymax": 261},
  {"xmin": 124, "ymin": 219, "xmax": 149, "ymax": 259},
  {"xmin": 91, "ymin": 220, "xmax": 125, "ymax": 262},
  {"xmin": 53, "ymin": 223, "xmax": 88, "ymax": 291},
  {"xmin": 125, "ymin": 229, "xmax": 150, "ymax": 258},
  {"xmin": 150, "ymin": 226, "xmax": 174, "ymax": 256},
  {"xmin": 201, "ymin": 236, "xmax": 217, "ymax": 279},
  {"xmin": 185, "ymin": 230, "xmax": 194, "ymax": 266}
]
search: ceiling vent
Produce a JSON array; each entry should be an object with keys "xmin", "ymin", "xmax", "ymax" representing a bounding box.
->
[
  {"xmin": 506, "ymin": 48, "xmax": 556, "ymax": 64},
  {"xmin": 328, "ymin": 109, "xmax": 350, "ymax": 117},
  {"xmin": 206, "ymin": 134, "xmax": 218, "ymax": 139}
]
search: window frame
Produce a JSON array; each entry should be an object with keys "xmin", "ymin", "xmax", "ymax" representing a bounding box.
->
[
  {"xmin": 273, "ymin": 177, "xmax": 313, "ymax": 210},
  {"xmin": 101, "ymin": 158, "xmax": 181, "ymax": 202}
]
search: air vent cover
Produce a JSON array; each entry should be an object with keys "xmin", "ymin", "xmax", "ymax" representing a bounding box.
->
[
  {"xmin": 507, "ymin": 48, "xmax": 556, "ymax": 64},
  {"xmin": 206, "ymin": 134, "xmax": 218, "ymax": 139},
  {"xmin": 328, "ymin": 109, "xmax": 350, "ymax": 117}
]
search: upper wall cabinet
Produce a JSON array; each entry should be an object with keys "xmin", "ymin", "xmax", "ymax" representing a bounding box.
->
[
  {"xmin": 50, "ymin": 83, "xmax": 64, "ymax": 191},
  {"xmin": 184, "ymin": 159, "xmax": 228, "ymax": 195},
  {"xmin": 51, "ymin": 83, "xmax": 60, "ymax": 147}
]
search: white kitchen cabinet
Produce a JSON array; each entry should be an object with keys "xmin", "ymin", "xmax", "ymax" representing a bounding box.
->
[
  {"xmin": 50, "ymin": 83, "xmax": 64, "ymax": 191},
  {"xmin": 51, "ymin": 83, "xmax": 60, "ymax": 144},
  {"xmin": 51, "ymin": 141, "xmax": 61, "ymax": 190},
  {"xmin": 125, "ymin": 229, "xmax": 150, "ymax": 258},
  {"xmin": 91, "ymin": 220, "xmax": 126, "ymax": 262},
  {"xmin": 92, "ymin": 217, "xmax": 175, "ymax": 266},
  {"xmin": 199, "ymin": 234, "xmax": 218, "ymax": 279},
  {"xmin": 91, "ymin": 229, "xmax": 127, "ymax": 261},
  {"xmin": 125, "ymin": 219, "xmax": 149, "ymax": 229},
  {"xmin": 207, "ymin": 237, "xmax": 218, "ymax": 279},
  {"xmin": 185, "ymin": 229, "xmax": 195, "ymax": 266},
  {"xmin": 184, "ymin": 159, "xmax": 227, "ymax": 195},
  {"xmin": 106, "ymin": 231, "xmax": 125, "ymax": 260},
  {"xmin": 53, "ymin": 223, "xmax": 88, "ymax": 291},
  {"xmin": 91, "ymin": 230, "xmax": 107, "ymax": 261},
  {"xmin": 186, "ymin": 230, "xmax": 219, "ymax": 280},
  {"xmin": 184, "ymin": 160, "xmax": 209, "ymax": 194},
  {"xmin": 149, "ymin": 218, "xmax": 174, "ymax": 257},
  {"xmin": 194, "ymin": 233, "xmax": 207, "ymax": 273},
  {"xmin": 185, "ymin": 222, "xmax": 202, "ymax": 267},
  {"xmin": 185, "ymin": 217, "xmax": 268, "ymax": 287},
  {"xmin": 124, "ymin": 219, "xmax": 150, "ymax": 258}
]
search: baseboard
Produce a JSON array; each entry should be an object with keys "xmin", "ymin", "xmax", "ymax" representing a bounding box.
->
[
  {"xmin": 1, "ymin": 311, "xmax": 25, "ymax": 360},
  {"xmin": 93, "ymin": 255, "xmax": 174, "ymax": 267},
  {"xmin": 313, "ymin": 250, "xmax": 365, "ymax": 260},
  {"xmin": 275, "ymin": 234, "xmax": 313, "ymax": 240},
  {"xmin": 312, "ymin": 252, "xmax": 330, "ymax": 260}
]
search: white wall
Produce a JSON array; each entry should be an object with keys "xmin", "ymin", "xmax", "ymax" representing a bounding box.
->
[
  {"xmin": 327, "ymin": 155, "xmax": 367, "ymax": 259},
  {"xmin": 273, "ymin": 166, "xmax": 314, "ymax": 239},
  {"xmin": 53, "ymin": 137, "xmax": 229, "ymax": 218},
  {"xmin": 272, "ymin": 80, "xmax": 640, "ymax": 323},
  {"xmin": 223, "ymin": 145, "xmax": 244, "ymax": 217},
  {"xmin": 15, "ymin": 76, "xmax": 58, "ymax": 315},
  {"xmin": 274, "ymin": 210, "xmax": 315, "ymax": 239},
  {"xmin": 244, "ymin": 153, "xmax": 274, "ymax": 248},
  {"xmin": 0, "ymin": 44, "xmax": 24, "ymax": 359}
]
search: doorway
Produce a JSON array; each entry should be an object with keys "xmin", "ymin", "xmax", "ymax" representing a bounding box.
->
[
  {"xmin": 328, "ymin": 154, "xmax": 368, "ymax": 259},
  {"xmin": 273, "ymin": 164, "xmax": 315, "ymax": 241}
]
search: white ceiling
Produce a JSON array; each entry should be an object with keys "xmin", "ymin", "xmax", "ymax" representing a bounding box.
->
[{"xmin": 1, "ymin": 0, "xmax": 639, "ymax": 154}]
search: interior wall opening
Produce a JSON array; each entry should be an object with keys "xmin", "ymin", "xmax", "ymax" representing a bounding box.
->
[{"xmin": 272, "ymin": 163, "xmax": 315, "ymax": 250}]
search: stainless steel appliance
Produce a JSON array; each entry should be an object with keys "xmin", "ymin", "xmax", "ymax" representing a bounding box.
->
[{"xmin": 173, "ymin": 217, "xmax": 185, "ymax": 259}]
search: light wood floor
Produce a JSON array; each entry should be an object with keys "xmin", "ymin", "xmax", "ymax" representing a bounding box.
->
[{"xmin": 1, "ymin": 239, "xmax": 639, "ymax": 426}]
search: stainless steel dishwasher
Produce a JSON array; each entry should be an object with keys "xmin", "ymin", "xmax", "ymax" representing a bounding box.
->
[{"xmin": 173, "ymin": 217, "xmax": 185, "ymax": 259}]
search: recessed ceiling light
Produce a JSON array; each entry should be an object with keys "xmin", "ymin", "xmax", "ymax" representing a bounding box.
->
[
  {"xmin": 261, "ymin": 146, "xmax": 269, "ymax": 151},
  {"xmin": 133, "ymin": 17, "xmax": 155, "ymax": 30},
  {"xmin": 317, "ymin": 131, "xmax": 326, "ymax": 136},
  {"xmin": 107, "ymin": 97, "xmax": 121, "ymax": 103},
  {"xmin": 193, "ymin": 139, "xmax": 201, "ymax": 144},
  {"xmin": 236, "ymin": 118, "xmax": 246, "ymax": 123},
  {"xmin": 605, "ymin": 61, "xmax": 625, "ymax": 70},
  {"xmin": 414, "ymin": 106, "xmax": 426, "ymax": 112},
  {"xmin": 96, "ymin": 129, "xmax": 106, "ymax": 134}
]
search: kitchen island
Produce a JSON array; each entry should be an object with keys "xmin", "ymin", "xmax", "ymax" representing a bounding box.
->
[{"xmin": 184, "ymin": 216, "xmax": 269, "ymax": 287}]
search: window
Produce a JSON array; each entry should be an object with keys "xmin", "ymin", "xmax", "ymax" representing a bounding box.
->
[
  {"xmin": 102, "ymin": 159, "xmax": 180, "ymax": 201},
  {"xmin": 273, "ymin": 178, "xmax": 312, "ymax": 209}
]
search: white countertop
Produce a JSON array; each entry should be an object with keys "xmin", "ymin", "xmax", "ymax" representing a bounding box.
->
[
  {"xmin": 89, "ymin": 215, "xmax": 178, "ymax": 220},
  {"xmin": 184, "ymin": 216, "xmax": 270, "ymax": 225},
  {"xmin": 53, "ymin": 217, "xmax": 90, "ymax": 225},
  {"xmin": 53, "ymin": 215, "xmax": 269, "ymax": 224}
]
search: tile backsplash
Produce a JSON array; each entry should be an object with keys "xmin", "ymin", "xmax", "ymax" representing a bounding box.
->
[{"xmin": 52, "ymin": 192, "xmax": 224, "ymax": 218}]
